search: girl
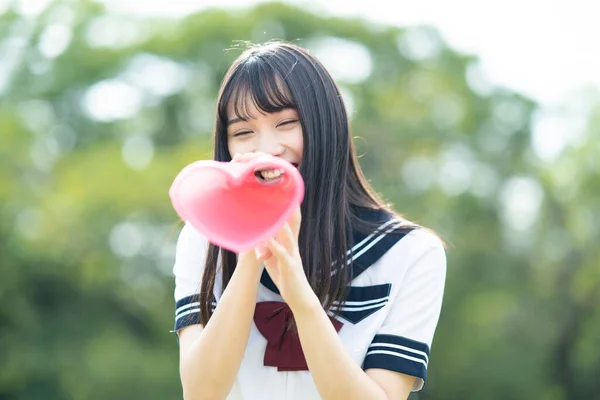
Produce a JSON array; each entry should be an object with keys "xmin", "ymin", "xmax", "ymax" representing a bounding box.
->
[{"xmin": 173, "ymin": 42, "xmax": 446, "ymax": 400}]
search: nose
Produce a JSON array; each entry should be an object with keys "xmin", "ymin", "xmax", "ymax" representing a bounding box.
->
[{"xmin": 254, "ymin": 132, "xmax": 285, "ymax": 157}]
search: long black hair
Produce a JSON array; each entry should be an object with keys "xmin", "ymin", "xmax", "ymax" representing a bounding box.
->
[{"xmin": 198, "ymin": 42, "xmax": 412, "ymax": 324}]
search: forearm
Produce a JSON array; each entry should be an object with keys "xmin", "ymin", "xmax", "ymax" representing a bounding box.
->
[
  {"xmin": 293, "ymin": 298, "xmax": 388, "ymax": 400},
  {"xmin": 180, "ymin": 262, "xmax": 263, "ymax": 400}
]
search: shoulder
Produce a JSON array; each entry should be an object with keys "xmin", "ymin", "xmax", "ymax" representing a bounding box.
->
[
  {"xmin": 379, "ymin": 226, "xmax": 447, "ymax": 283},
  {"xmin": 358, "ymin": 207, "xmax": 445, "ymax": 257},
  {"xmin": 390, "ymin": 226, "xmax": 445, "ymax": 261},
  {"xmin": 173, "ymin": 222, "xmax": 211, "ymax": 290},
  {"xmin": 175, "ymin": 222, "xmax": 210, "ymax": 259},
  {"xmin": 177, "ymin": 221, "xmax": 209, "ymax": 248}
]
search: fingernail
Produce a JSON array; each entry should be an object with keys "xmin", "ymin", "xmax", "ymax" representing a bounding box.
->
[{"xmin": 255, "ymin": 246, "xmax": 266, "ymax": 259}]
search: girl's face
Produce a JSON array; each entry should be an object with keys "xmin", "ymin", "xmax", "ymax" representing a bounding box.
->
[{"xmin": 226, "ymin": 94, "xmax": 303, "ymax": 168}]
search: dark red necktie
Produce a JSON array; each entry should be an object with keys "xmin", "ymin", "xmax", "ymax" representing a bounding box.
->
[{"xmin": 253, "ymin": 301, "xmax": 344, "ymax": 371}]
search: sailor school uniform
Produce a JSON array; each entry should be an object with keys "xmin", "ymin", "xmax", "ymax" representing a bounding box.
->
[{"xmin": 173, "ymin": 209, "xmax": 447, "ymax": 399}]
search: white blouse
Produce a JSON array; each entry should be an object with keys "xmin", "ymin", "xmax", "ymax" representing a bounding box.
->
[{"xmin": 173, "ymin": 211, "xmax": 446, "ymax": 399}]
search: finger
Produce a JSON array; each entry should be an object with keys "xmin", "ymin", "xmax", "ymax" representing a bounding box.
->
[
  {"xmin": 264, "ymin": 237, "xmax": 293, "ymax": 266},
  {"xmin": 275, "ymin": 223, "xmax": 297, "ymax": 254},
  {"xmin": 262, "ymin": 256, "xmax": 279, "ymax": 282},
  {"xmin": 231, "ymin": 153, "xmax": 242, "ymax": 162},
  {"xmin": 254, "ymin": 245, "xmax": 272, "ymax": 261},
  {"xmin": 288, "ymin": 206, "xmax": 302, "ymax": 239}
]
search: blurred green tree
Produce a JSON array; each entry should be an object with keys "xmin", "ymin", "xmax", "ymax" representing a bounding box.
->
[{"xmin": 1, "ymin": 1, "xmax": 599, "ymax": 399}]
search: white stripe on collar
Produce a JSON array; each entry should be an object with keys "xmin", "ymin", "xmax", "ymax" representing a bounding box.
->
[
  {"xmin": 347, "ymin": 219, "xmax": 404, "ymax": 265},
  {"xmin": 346, "ymin": 218, "xmax": 401, "ymax": 257},
  {"xmin": 331, "ymin": 218, "xmax": 404, "ymax": 276}
]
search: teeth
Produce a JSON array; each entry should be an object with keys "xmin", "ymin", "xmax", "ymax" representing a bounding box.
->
[{"xmin": 260, "ymin": 169, "xmax": 284, "ymax": 180}]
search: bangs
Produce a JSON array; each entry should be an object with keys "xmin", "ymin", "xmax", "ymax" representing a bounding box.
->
[{"xmin": 219, "ymin": 59, "xmax": 297, "ymax": 123}]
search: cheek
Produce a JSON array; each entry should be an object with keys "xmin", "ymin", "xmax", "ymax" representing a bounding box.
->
[
  {"xmin": 227, "ymin": 140, "xmax": 252, "ymax": 156},
  {"xmin": 292, "ymin": 128, "xmax": 304, "ymax": 155}
]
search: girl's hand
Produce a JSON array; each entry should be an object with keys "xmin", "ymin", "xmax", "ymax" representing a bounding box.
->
[
  {"xmin": 236, "ymin": 247, "xmax": 264, "ymax": 272},
  {"xmin": 255, "ymin": 207, "xmax": 320, "ymax": 312}
]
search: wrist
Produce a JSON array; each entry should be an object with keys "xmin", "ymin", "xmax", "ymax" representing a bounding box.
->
[
  {"xmin": 289, "ymin": 288, "xmax": 322, "ymax": 320},
  {"xmin": 235, "ymin": 255, "xmax": 264, "ymax": 280}
]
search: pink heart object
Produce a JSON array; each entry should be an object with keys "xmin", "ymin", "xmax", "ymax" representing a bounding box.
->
[{"xmin": 169, "ymin": 155, "xmax": 304, "ymax": 253}]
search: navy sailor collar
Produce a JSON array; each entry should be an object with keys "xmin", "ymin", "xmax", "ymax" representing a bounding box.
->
[{"xmin": 259, "ymin": 207, "xmax": 414, "ymax": 295}]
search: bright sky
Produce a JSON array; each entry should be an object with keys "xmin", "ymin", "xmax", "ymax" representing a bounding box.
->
[{"xmin": 91, "ymin": 0, "xmax": 600, "ymax": 107}]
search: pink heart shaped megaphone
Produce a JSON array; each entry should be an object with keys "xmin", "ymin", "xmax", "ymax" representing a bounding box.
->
[{"xmin": 169, "ymin": 155, "xmax": 305, "ymax": 253}]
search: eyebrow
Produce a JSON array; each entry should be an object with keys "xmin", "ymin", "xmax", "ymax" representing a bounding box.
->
[
  {"xmin": 227, "ymin": 117, "xmax": 245, "ymax": 126},
  {"xmin": 227, "ymin": 107, "xmax": 297, "ymax": 126}
]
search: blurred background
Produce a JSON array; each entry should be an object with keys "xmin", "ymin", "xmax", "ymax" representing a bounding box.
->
[{"xmin": 1, "ymin": 0, "xmax": 599, "ymax": 399}]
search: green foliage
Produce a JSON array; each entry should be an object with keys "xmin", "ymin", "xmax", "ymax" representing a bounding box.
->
[{"xmin": 1, "ymin": 1, "xmax": 599, "ymax": 399}]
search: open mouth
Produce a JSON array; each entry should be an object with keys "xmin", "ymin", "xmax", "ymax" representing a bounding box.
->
[
  {"xmin": 254, "ymin": 168, "xmax": 285, "ymax": 185},
  {"xmin": 253, "ymin": 163, "xmax": 299, "ymax": 185}
]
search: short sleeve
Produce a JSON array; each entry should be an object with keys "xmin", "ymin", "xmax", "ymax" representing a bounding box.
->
[
  {"xmin": 172, "ymin": 222, "xmax": 213, "ymax": 332},
  {"xmin": 363, "ymin": 230, "xmax": 447, "ymax": 392}
]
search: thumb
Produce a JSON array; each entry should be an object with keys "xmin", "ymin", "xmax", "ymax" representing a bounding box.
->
[{"xmin": 254, "ymin": 245, "xmax": 272, "ymax": 261}]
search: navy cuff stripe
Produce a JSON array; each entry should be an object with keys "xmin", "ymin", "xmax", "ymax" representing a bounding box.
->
[
  {"xmin": 371, "ymin": 334, "xmax": 430, "ymax": 355},
  {"xmin": 176, "ymin": 302, "xmax": 199, "ymax": 316},
  {"xmin": 363, "ymin": 351, "xmax": 427, "ymax": 382},
  {"xmin": 176, "ymin": 294, "xmax": 198, "ymax": 309},
  {"xmin": 363, "ymin": 334, "xmax": 430, "ymax": 382},
  {"xmin": 173, "ymin": 295, "xmax": 216, "ymax": 332},
  {"xmin": 368, "ymin": 345, "xmax": 428, "ymax": 364},
  {"xmin": 174, "ymin": 309, "xmax": 201, "ymax": 331}
]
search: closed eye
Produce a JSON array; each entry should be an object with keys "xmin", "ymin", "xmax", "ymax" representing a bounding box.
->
[
  {"xmin": 277, "ymin": 119, "xmax": 298, "ymax": 128},
  {"xmin": 233, "ymin": 131, "xmax": 252, "ymax": 137}
]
